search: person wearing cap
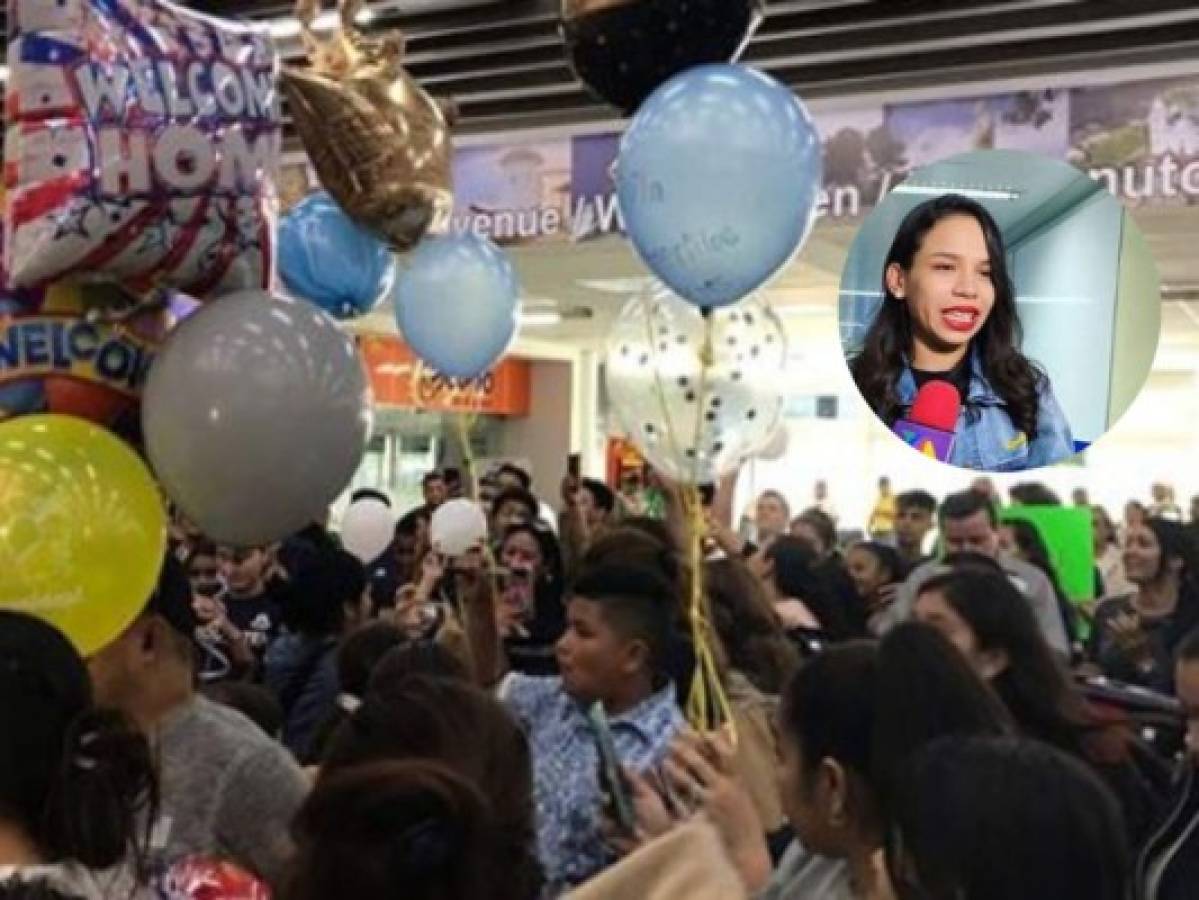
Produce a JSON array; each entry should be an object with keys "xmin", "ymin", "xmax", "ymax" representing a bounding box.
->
[{"xmin": 87, "ymin": 555, "xmax": 309, "ymax": 889}]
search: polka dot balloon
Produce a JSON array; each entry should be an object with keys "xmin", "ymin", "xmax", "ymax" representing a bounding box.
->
[{"xmin": 605, "ymin": 284, "xmax": 786, "ymax": 483}]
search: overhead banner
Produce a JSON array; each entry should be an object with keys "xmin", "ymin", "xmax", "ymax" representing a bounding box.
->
[{"xmin": 432, "ymin": 73, "xmax": 1199, "ymax": 245}]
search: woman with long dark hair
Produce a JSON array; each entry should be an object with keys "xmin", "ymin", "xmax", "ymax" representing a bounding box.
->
[
  {"xmin": 284, "ymin": 760, "xmax": 503, "ymax": 900},
  {"xmin": 0, "ymin": 612, "xmax": 158, "ymax": 898},
  {"xmin": 914, "ymin": 568, "xmax": 1169, "ymax": 843},
  {"xmin": 1090, "ymin": 518, "xmax": 1199, "ymax": 693},
  {"xmin": 317, "ymin": 675, "xmax": 541, "ymax": 900},
  {"xmin": 999, "ymin": 517, "xmax": 1081, "ymax": 648},
  {"xmin": 887, "ymin": 736, "xmax": 1128, "ymax": 900},
  {"xmin": 753, "ymin": 536, "xmax": 856, "ymax": 651},
  {"xmin": 497, "ymin": 520, "xmax": 568, "ymax": 677},
  {"xmin": 693, "ymin": 623, "xmax": 1012, "ymax": 900},
  {"xmin": 849, "ymin": 194, "xmax": 1072, "ymax": 471}
]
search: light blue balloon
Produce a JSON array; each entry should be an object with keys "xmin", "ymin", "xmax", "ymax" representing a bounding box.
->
[
  {"xmin": 616, "ymin": 64, "xmax": 822, "ymax": 309},
  {"xmin": 278, "ymin": 192, "xmax": 396, "ymax": 320},
  {"xmin": 395, "ymin": 234, "xmax": 520, "ymax": 379}
]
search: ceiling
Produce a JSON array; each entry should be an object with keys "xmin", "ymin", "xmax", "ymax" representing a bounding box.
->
[
  {"xmin": 7, "ymin": 0, "xmax": 1199, "ymax": 136},
  {"xmin": 233, "ymin": 0, "xmax": 1199, "ymax": 135},
  {"xmin": 5, "ymin": 0, "xmax": 1196, "ymax": 359}
]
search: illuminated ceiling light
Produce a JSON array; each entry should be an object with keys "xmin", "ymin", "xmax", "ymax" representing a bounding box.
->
[{"xmin": 891, "ymin": 183, "xmax": 1022, "ymax": 201}]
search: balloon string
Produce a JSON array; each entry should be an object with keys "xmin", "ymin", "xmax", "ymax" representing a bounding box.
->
[
  {"xmin": 689, "ymin": 312, "xmax": 714, "ymax": 486},
  {"xmin": 637, "ymin": 297, "xmax": 734, "ymax": 740},
  {"xmin": 408, "ymin": 359, "xmax": 480, "ymax": 499},
  {"xmin": 682, "ymin": 317, "xmax": 736, "ymax": 743},
  {"xmin": 455, "ymin": 388, "xmax": 482, "ymax": 502}
]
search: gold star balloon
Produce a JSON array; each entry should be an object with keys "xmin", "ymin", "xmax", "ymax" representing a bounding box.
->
[{"xmin": 282, "ymin": 0, "xmax": 455, "ymax": 251}]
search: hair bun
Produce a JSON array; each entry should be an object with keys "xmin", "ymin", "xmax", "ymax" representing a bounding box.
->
[{"xmin": 392, "ymin": 817, "xmax": 460, "ymax": 875}]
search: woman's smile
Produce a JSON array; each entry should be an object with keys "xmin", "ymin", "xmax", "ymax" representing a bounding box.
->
[
  {"xmin": 942, "ymin": 305, "xmax": 982, "ymax": 333},
  {"xmin": 889, "ymin": 213, "xmax": 997, "ymax": 365}
]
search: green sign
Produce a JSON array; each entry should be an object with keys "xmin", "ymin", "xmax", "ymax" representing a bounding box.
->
[{"xmin": 1001, "ymin": 505, "xmax": 1095, "ymax": 602}]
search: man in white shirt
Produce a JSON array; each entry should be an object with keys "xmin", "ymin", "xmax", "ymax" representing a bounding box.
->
[{"xmin": 875, "ymin": 489, "xmax": 1070, "ymax": 655}]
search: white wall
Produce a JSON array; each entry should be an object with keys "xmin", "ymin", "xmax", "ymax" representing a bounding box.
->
[
  {"xmin": 1010, "ymin": 191, "xmax": 1122, "ymax": 443},
  {"xmin": 496, "ymin": 359, "xmax": 574, "ymax": 503}
]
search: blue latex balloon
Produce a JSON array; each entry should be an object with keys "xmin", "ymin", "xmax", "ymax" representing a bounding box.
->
[
  {"xmin": 278, "ymin": 192, "xmax": 397, "ymax": 320},
  {"xmin": 616, "ymin": 64, "xmax": 822, "ymax": 309},
  {"xmin": 395, "ymin": 234, "xmax": 520, "ymax": 379}
]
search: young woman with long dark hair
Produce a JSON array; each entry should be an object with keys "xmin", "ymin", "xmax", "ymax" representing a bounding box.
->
[
  {"xmin": 496, "ymin": 521, "xmax": 568, "ymax": 677},
  {"xmin": 887, "ymin": 736, "xmax": 1128, "ymax": 900},
  {"xmin": 0, "ymin": 612, "xmax": 158, "ymax": 899},
  {"xmin": 849, "ymin": 194, "xmax": 1073, "ymax": 471},
  {"xmin": 1090, "ymin": 518, "xmax": 1199, "ymax": 693},
  {"xmin": 914, "ymin": 568, "xmax": 1170, "ymax": 843}
]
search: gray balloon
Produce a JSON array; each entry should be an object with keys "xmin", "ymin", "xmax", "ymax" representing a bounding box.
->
[
  {"xmin": 605, "ymin": 285, "xmax": 787, "ymax": 484},
  {"xmin": 143, "ymin": 290, "xmax": 373, "ymax": 546}
]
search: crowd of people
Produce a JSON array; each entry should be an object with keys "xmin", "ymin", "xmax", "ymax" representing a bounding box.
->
[{"xmin": 3, "ymin": 461, "xmax": 1199, "ymax": 900}]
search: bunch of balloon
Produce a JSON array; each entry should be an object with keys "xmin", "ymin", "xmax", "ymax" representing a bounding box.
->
[
  {"xmin": 605, "ymin": 62, "xmax": 822, "ymax": 735},
  {"xmin": 2, "ymin": 0, "xmax": 290, "ymax": 654}
]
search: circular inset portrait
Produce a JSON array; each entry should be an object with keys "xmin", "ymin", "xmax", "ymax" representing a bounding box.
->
[{"xmin": 839, "ymin": 149, "xmax": 1161, "ymax": 472}]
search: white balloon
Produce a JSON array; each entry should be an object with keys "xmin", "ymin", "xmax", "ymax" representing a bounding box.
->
[
  {"xmin": 604, "ymin": 284, "xmax": 787, "ymax": 484},
  {"xmin": 430, "ymin": 499, "xmax": 489, "ymax": 557},
  {"xmin": 341, "ymin": 499, "xmax": 396, "ymax": 564}
]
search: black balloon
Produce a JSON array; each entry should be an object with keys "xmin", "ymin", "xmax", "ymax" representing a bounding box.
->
[{"xmin": 561, "ymin": 0, "xmax": 765, "ymax": 114}]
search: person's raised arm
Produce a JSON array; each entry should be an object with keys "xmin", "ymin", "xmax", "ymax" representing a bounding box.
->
[{"xmin": 459, "ymin": 557, "xmax": 506, "ymax": 688}]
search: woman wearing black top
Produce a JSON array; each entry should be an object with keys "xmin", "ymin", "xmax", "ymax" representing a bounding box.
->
[{"xmin": 1090, "ymin": 519, "xmax": 1199, "ymax": 694}]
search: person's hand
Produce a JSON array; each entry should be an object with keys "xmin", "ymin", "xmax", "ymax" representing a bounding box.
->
[
  {"xmin": 419, "ymin": 552, "xmax": 445, "ymax": 590},
  {"xmin": 192, "ymin": 593, "xmax": 224, "ymax": 624},
  {"xmin": 394, "ymin": 585, "xmax": 434, "ymax": 638},
  {"xmin": 561, "ymin": 473, "xmax": 581, "ymax": 507},
  {"xmin": 776, "ymin": 598, "xmax": 820, "ymax": 630},
  {"xmin": 1109, "ymin": 609, "xmax": 1153, "ymax": 662},
  {"xmin": 600, "ymin": 766, "xmax": 680, "ymax": 858},
  {"xmin": 663, "ymin": 729, "xmax": 772, "ymax": 892},
  {"xmin": 866, "ymin": 583, "xmax": 899, "ymax": 617}
]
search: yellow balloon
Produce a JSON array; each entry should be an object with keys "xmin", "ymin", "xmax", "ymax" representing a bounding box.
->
[{"xmin": 0, "ymin": 415, "xmax": 166, "ymax": 656}]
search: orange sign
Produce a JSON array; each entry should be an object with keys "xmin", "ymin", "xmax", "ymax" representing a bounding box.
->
[
  {"xmin": 358, "ymin": 334, "xmax": 531, "ymax": 416},
  {"xmin": 606, "ymin": 437, "xmax": 646, "ymax": 487}
]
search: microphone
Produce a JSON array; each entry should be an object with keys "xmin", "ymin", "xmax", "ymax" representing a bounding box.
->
[{"xmin": 893, "ymin": 380, "xmax": 961, "ymax": 462}]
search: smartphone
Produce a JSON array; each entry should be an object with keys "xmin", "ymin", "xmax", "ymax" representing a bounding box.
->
[
  {"xmin": 567, "ymin": 453, "xmax": 582, "ymax": 479},
  {"xmin": 588, "ymin": 701, "xmax": 636, "ymax": 836}
]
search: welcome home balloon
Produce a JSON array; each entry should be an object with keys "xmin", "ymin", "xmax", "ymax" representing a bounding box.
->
[
  {"xmin": 0, "ymin": 283, "xmax": 166, "ymax": 438},
  {"xmin": 4, "ymin": 0, "xmax": 282, "ymax": 299}
]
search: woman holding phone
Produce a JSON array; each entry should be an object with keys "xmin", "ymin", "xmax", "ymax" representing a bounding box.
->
[
  {"xmin": 849, "ymin": 194, "xmax": 1073, "ymax": 472},
  {"xmin": 497, "ymin": 521, "xmax": 568, "ymax": 677}
]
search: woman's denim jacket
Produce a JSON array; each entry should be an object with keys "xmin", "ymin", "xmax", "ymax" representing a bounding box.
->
[{"xmin": 895, "ymin": 352, "xmax": 1074, "ymax": 471}]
